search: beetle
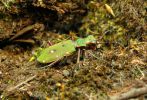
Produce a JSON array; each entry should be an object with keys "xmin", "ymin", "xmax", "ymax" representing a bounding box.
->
[{"xmin": 30, "ymin": 35, "xmax": 96, "ymax": 64}]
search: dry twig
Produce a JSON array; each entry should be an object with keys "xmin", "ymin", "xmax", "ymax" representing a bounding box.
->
[
  {"xmin": 110, "ymin": 85, "xmax": 147, "ymax": 100},
  {"xmin": 9, "ymin": 24, "xmax": 37, "ymax": 41},
  {"xmin": 7, "ymin": 75, "xmax": 37, "ymax": 92}
]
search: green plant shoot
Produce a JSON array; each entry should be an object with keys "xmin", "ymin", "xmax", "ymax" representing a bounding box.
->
[{"xmin": 30, "ymin": 35, "xmax": 96, "ymax": 64}]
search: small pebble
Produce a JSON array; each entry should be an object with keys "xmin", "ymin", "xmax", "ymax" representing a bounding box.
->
[
  {"xmin": 63, "ymin": 70, "xmax": 70, "ymax": 77},
  {"xmin": 56, "ymin": 83, "xmax": 62, "ymax": 87}
]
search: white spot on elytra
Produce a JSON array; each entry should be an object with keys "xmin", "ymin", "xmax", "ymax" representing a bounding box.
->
[
  {"xmin": 66, "ymin": 52, "xmax": 70, "ymax": 55},
  {"xmin": 43, "ymin": 60, "xmax": 45, "ymax": 63},
  {"xmin": 56, "ymin": 55, "xmax": 59, "ymax": 58},
  {"xmin": 50, "ymin": 50, "xmax": 54, "ymax": 53}
]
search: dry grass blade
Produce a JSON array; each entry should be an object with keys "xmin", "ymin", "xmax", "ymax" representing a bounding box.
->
[
  {"xmin": 9, "ymin": 24, "xmax": 37, "ymax": 41},
  {"xmin": 6, "ymin": 75, "xmax": 37, "ymax": 92},
  {"xmin": 110, "ymin": 85, "xmax": 147, "ymax": 100}
]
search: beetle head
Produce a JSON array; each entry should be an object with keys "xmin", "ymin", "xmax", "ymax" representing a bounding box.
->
[{"xmin": 85, "ymin": 35, "xmax": 96, "ymax": 45}]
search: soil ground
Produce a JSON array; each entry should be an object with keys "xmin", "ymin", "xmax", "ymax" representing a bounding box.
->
[{"xmin": 0, "ymin": 0, "xmax": 147, "ymax": 99}]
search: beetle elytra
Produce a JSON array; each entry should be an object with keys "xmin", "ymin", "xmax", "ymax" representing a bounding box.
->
[{"xmin": 30, "ymin": 35, "xmax": 96, "ymax": 64}]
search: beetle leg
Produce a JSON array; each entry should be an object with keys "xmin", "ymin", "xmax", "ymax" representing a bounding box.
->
[
  {"xmin": 42, "ymin": 57, "xmax": 63, "ymax": 68},
  {"xmin": 77, "ymin": 48, "xmax": 81, "ymax": 63},
  {"xmin": 48, "ymin": 41, "xmax": 53, "ymax": 46}
]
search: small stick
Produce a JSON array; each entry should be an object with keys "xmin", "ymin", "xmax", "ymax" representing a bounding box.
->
[
  {"xmin": 136, "ymin": 66, "xmax": 145, "ymax": 80},
  {"xmin": 87, "ymin": 51, "xmax": 110, "ymax": 64},
  {"xmin": 7, "ymin": 75, "xmax": 37, "ymax": 92},
  {"xmin": 110, "ymin": 85, "xmax": 147, "ymax": 100},
  {"xmin": 9, "ymin": 24, "xmax": 37, "ymax": 41},
  {"xmin": 13, "ymin": 39, "xmax": 35, "ymax": 44}
]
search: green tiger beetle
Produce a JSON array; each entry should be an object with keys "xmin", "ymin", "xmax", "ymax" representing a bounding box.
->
[{"xmin": 30, "ymin": 35, "xmax": 96, "ymax": 64}]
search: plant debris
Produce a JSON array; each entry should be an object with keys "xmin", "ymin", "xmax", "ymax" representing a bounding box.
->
[{"xmin": 0, "ymin": 0, "xmax": 146, "ymax": 99}]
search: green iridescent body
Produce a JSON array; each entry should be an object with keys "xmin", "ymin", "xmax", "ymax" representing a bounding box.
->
[
  {"xmin": 37, "ymin": 40, "xmax": 76, "ymax": 63},
  {"xmin": 31, "ymin": 35, "xmax": 96, "ymax": 63}
]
